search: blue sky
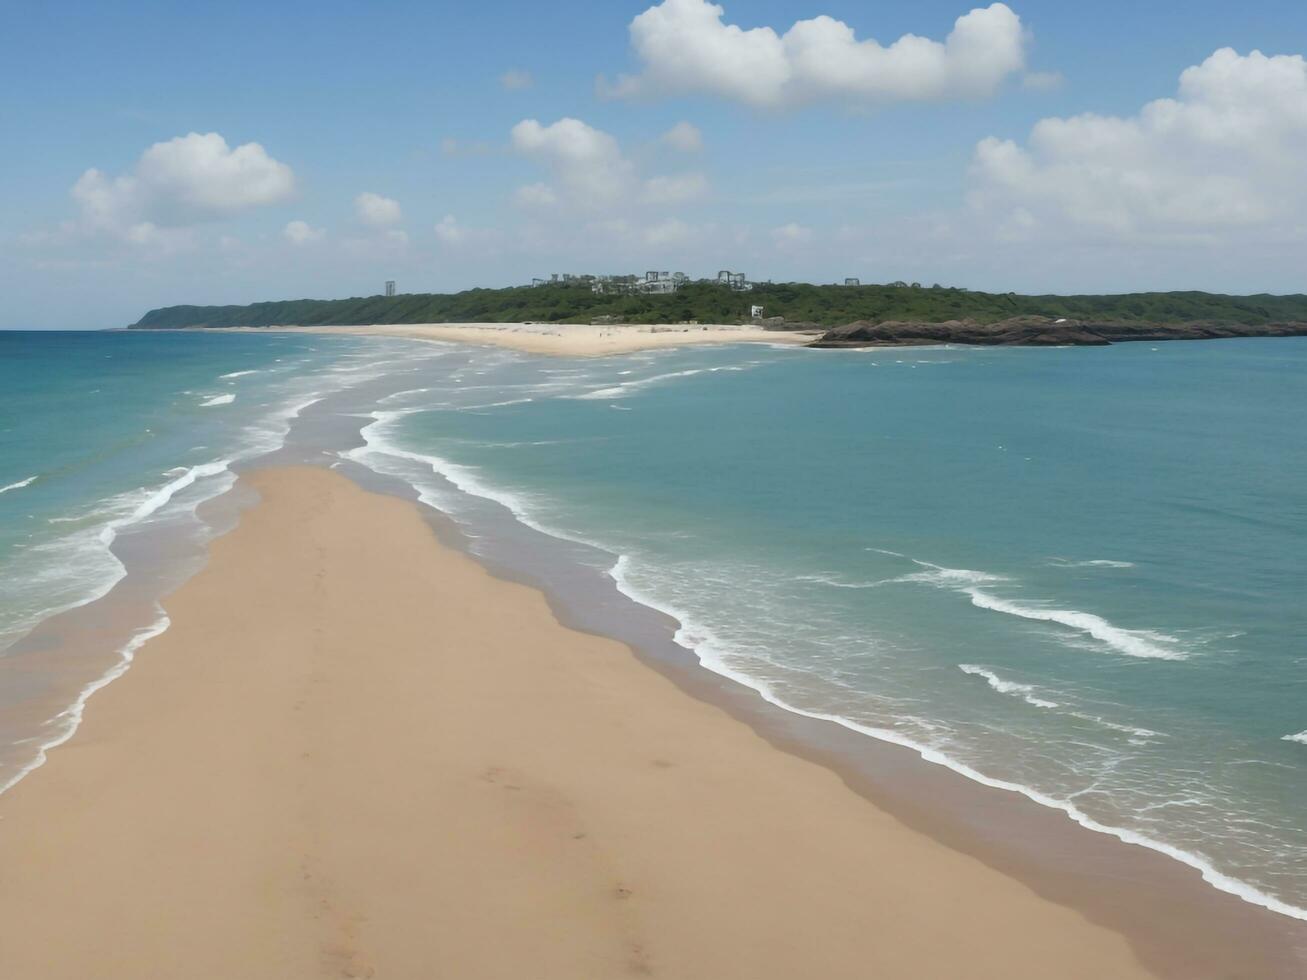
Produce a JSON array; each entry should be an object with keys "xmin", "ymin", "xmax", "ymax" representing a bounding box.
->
[{"xmin": 4, "ymin": 0, "xmax": 1307, "ymax": 328}]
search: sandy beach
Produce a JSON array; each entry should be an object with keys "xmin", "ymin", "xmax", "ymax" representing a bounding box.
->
[
  {"xmin": 0, "ymin": 466, "xmax": 1160, "ymax": 979},
  {"xmin": 221, "ymin": 321, "xmax": 819, "ymax": 356}
]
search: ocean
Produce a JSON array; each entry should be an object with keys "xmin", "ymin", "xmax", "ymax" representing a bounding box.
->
[{"xmin": 2, "ymin": 329, "xmax": 1305, "ymax": 921}]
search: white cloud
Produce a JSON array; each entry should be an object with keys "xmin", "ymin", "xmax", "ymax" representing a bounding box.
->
[
  {"xmin": 355, "ymin": 191, "xmax": 403, "ymax": 227},
  {"xmin": 661, "ymin": 121, "xmax": 704, "ymax": 152},
  {"xmin": 69, "ymin": 132, "xmax": 294, "ymax": 242},
  {"xmin": 434, "ymin": 214, "xmax": 464, "ymax": 244},
  {"xmin": 969, "ymin": 48, "xmax": 1307, "ymax": 243},
  {"xmin": 511, "ymin": 118, "xmax": 635, "ymax": 205},
  {"xmin": 500, "ymin": 69, "xmax": 534, "ymax": 90},
  {"xmin": 511, "ymin": 116, "xmax": 711, "ymax": 215},
  {"xmin": 604, "ymin": 0, "xmax": 1027, "ymax": 108},
  {"xmin": 283, "ymin": 219, "xmax": 325, "ymax": 245}
]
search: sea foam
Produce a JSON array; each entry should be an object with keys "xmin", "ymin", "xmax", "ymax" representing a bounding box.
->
[
  {"xmin": 958, "ymin": 664, "xmax": 1060, "ymax": 708},
  {"xmin": 898, "ymin": 559, "xmax": 1186, "ymax": 661},
  {"xmin": 0, "ymin": 612, "xmax": 171, "ymax": 797},
  {"xmin": 0, "ymin": 475, "xmax": 37, "ymax": 496}
]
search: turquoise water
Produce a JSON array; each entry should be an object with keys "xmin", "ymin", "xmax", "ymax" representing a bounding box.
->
[
  {"xmin": 350, "ymin": 338, "xmax": 1307, "ymax": 918},
  {"xmin": 2, "ymin": 331, "xmax": 1306, "ymax": 921},
  {"xmin": 0, "ymin": 331, "xmax": 382, "ymax": 651}
]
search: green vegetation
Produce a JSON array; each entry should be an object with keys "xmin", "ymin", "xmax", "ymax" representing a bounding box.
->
[{"xmin": 131, "ymin": 282, "xmax": 1307, "ymax": 330}]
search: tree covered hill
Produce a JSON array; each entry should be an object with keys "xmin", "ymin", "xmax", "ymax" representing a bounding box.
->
[{"xmin": 131, "ymin": 282, "xmax": 1307, "ymax": 330}]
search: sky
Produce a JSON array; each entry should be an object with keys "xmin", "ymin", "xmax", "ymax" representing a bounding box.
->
[{"xmin": 3, "ymin": 0, "xmax": 1307, "ymax": 328}]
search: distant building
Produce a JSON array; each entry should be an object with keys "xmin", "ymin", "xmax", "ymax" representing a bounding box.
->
[
  {"xmin": 643, "ymin": 270, "xmax": 678, "ymax": 294},
  {"xmin": 384, "ymin": 280, "xmax": 396, "ymax": 297},
  {"xmin": 717, "ymin": 270, "xmax": 751, "ymax": 291},
  {"xmin": 844, "ymin": 277, "xmax": 861, "ymax": 286}
]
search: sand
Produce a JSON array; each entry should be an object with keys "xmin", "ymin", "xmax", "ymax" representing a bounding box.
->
[
  {"xmin": 221, "ymin": 321, "xmax": 819, "ymax": 356},
  {"xmin": 0, "ymin": 466, "xmax": 1157, "ymax": 979}
]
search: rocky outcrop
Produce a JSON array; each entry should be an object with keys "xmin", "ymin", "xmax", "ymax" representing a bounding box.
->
[{"xmin": 809, "ymin": 316, "xmax": 1307, "ymax": 348}]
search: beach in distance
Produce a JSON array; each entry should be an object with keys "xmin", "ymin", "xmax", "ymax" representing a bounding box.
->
[{"xmin": 217, "ymin": 321, "xmax": 821, "ymax": 356}]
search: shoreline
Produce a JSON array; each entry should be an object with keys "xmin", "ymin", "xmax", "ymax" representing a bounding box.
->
[
  {"xmin": 1, "ymin": 336, "xmax": 1304, "ymax": 975},
  {"xmin": 0, "ymin": 465, "xmax": 1168, "ymax": 978},
  {"xmin": 203, "ymin": 322, "xmax": 820, "ymax": 356},
  {"xmin": 362, "ymin": 452, "xmax": 1307, "ymax": 978}
]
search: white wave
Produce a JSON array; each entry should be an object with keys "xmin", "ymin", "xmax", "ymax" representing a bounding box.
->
[
  {"xmin": 219, "ymin": 369, "xmax": 259, "ymax": 379},
  {"xmin": 0, "ymin": 612, "xmax": 171, "ymax": 797},
  {"xmin": 894, "ymin": 564, "xmax": 1008, "ymax": 588},
  {"xmin": 573, "ymin": 364, "xmax": 746, "ymax": 401},
  {"xmin": 456, "ymin": 398, "xmax": 535, "ymax": 411},
  {"xmin": 0, "ymin": 475, "xmax": 38, "ymax": 496},
  {"xmin": 345, "ymin": 413, "xmax": 540, "ymax": 529},
  {"xmin": 0, "ymin": 460, "xmax": 233, "ymax": 655},
  {"xmin": 897, "ymin": 559, "xmax": 1185, "ymax": 661},
  {"xmin": 1049, "ymin": 558, "xmax": 1136, "ymax": 569},
  {"xmin": 199, "ymin": 393, "xmax": 235, "ymax": 407},
  {"xmin": 958, "ymin": 664, "xmax": 1060, "ymax": 709},
  {"xmin": 1283, "ymin": 731, "xmax": 1307, "ymax": 745},
  {"xmin": 794, "ymin": 573, "xmax": 890, "ymax": 590},
  {"xmin": 964, "ymin": 589, "xmax": 1186, "ymax": 661},
  {"xmin": 602, "ymin": 551, "xmax": 1307, "ymax": 922},
  {"xmin": 97, "ymin": 460, "xmax": 233, "ymax": 549},
  {"xmin": 1072, "ymin": 713, "xmax": 1162, "ymax": 740}
]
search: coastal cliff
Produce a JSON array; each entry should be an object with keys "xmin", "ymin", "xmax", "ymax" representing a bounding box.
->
[{"xmin": 810, "ymin": 317, "xmax": 1307, "ymax": 348}]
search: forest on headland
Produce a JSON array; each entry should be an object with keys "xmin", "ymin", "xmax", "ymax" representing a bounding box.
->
[{"xmin": 131, "ymin": 282, "xmax": 1307, "ymax": 330}]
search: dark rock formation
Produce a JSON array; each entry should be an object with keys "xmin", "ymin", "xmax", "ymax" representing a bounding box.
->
[{"xmin": 810, "ymin": 316, "xmax": 1307, "ymax": 348}]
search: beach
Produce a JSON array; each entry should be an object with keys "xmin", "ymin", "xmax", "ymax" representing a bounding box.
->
[
  {"xmin": 220, "ymin": 321, "xmax": 819, "ymax": 356},
  {"xmin": 0, "ymin": 465, "xmax": 1160, "ymax": 979}
]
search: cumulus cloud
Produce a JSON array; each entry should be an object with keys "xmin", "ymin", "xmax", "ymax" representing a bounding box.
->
[
  {"xmin": 500, "ymin": 69, "xmax": 534, "ymax": 90},
  {"xmin": 355, "ymin": 191, "xmax": 402, "ymax": 227},
  {"xmin": 511, "ymin": 118, "xmax": 635, "ymax": 205},
  {"xmin": 661, "ymin": 121, "xmax": 704, "ymax": 152},
  {"xmin": 969, "ymin": 48, "xmax": 1307, "ymax": 243},
  {"xmin": 603, "ymin": 0, "xmax": 1027, "ymax": 107},
  {"xmin": 511, "ymin": 117, "xmax": 708, "ymax": 210},
  {"xmin": 283, "ymin": 219, "xmax": 325, "ymax": 245},
  {"xmin": 69, "ymin": 132, "xmax": 294, "ymax": 241}
]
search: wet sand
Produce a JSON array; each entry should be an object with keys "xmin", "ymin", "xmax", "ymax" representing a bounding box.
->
[{"xmin": 0, "ymin": 466, "xmax": 1159, "ymax": 979}]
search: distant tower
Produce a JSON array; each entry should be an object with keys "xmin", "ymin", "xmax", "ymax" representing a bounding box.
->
[{"xmin": 385, "ymin": 280, "xmax": 396, "ymax": 297}]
